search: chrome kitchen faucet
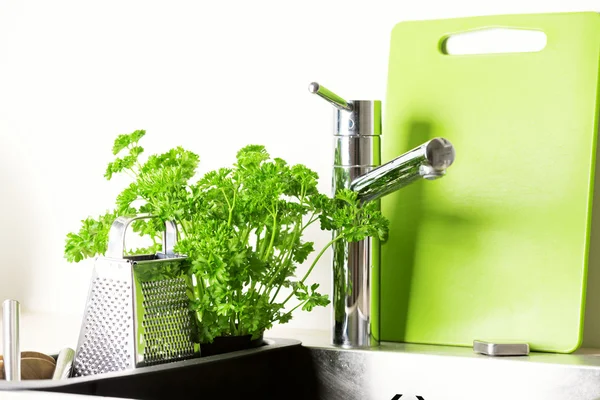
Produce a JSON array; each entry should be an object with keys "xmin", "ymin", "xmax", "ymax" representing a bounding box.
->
[{"xmin": 309, "ymin": 82, "xmax": 455, "ymax": 347}]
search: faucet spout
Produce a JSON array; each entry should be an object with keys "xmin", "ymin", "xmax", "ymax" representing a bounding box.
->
[{"xmin": 350, "ymin": 138, "xmax": 455, "ymax": 203}]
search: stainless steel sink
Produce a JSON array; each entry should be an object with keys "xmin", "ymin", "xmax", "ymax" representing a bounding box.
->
[
  {"xmin": 2, "ymin": 338, "xmax": 600, "ymax": 400},
  {"xmin": 0, "ymin": 338, "xmax": 318, "ymax": 400}
]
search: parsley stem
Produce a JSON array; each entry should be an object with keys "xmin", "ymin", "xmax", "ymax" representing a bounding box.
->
[
  {"xmin": 134, "ymin": 161, "xmax": 143, "ymax": 176},
  {"xmin": 197, "ymin": 273, "xmax": 206, "ymax": 291},
  {"xmin": 267, "ymin": 223, "xmax": 301, "ymax": 302},
  {"xmin": 230, "ymin": 189, "xmax": 237, "ymax": 226},
  {"xmin": 300, "ymin": 214, "xmax": 319, "ymax": 235},
  {"xmin": 180, "ymin": 221, "xmax": 189, "ymax": 237},
  {"xmin": 236, "ymin": 289, "xmax": 241, "ymax": 334},
  {"xmin": 240, "ymin": 227, "xmax": 248, "ymax": 242},
  {"xmin": 230, "ymin": 316, "xmax": 237, "ymax": 335},
  {"xmin": 220, "ymin": 188, "xmax": 233, "ymax": 226},
  {"xmin": 262, "ymin": 210, "xmax": 277, "ymax": 262},
  {"xmin": 254, "ymin": 229, "xmax": 260, "ymax": 253},
  {"xmin": 259, "ymin": 299, "xmax": 307, "ymax": 332},
  {"xmin": 258, "ymin": 234, "xmax": 267, "ymax": 258},
  {"xmin": 280, "ymin": 235, "xmax": 344, "ymax": 307},
  {"xmin": 268, "ymin": 205, "xmax": 319, "ymax": 303},
  {"xmin": 265, "ymin": 225, "xmax": 299, "ymax": 299},
  {"xmin": 269, "ymin": 283, "xmax": 283, "ymax": 304}
]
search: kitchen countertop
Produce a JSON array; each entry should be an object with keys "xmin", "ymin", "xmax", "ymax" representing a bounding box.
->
[
  {"xmin": 270, "ymin": 326, "xmax": 600, "ymax": 366},
  {"xmin": 3, "ymin": 314, "xmax": 600, "ymax": 400},
  {"xmin": 3, "ymin": 312, "xmax": 600, "ymax": 367}
]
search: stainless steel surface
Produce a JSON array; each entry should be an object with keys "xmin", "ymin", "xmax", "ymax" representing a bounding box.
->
[
  {"xmin": 52, "ymin": 348, "xmax": 75, "ymax": 380},
  {"xmin": 305, "ymin": 337, "xmax": 600, "ymax": 400},
  {"xmin": 333, "ymin": 100, "xmax": 381, "ymax": 137},
  {"xmin": 351, "ymin": 137, "xmax": 455, "ymax": 203},
  {"xmin": 311, "ymin": 82, "xmax": 456, "ymax": 348},
  {"xmin": 314, "ymin": 83, "xmax": 383, "ymax": 348},
  {"xmin": 310, "ymin": 82, "xmax": 381, "ymax": 137},
  {"xmin": 2, "ymin": 299, "xmax": 21, "ymax": 381},
  {"xmin": 308, "ymin": 82, "xmax": 352, "ymax": 112},
  {"xmin": 331, "ymin": 165, "xmax": 377, "ymax": 348},
  {"xmin": 333, "ymin": 136, "xmax": 380, "ymax": 167},
  {"xmin": 107, "ymin": 214, "xmax": 177, "ymax": 258},
  {"xmin": 73, "ymin": 215, "xmax": 198, "ymax": 377},
  {"xmin": 473, "ymin": 340, "xmax": 530, "ymax": 356}
]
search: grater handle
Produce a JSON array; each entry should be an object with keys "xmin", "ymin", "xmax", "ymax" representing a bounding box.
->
[{"xmin": 106, "ymin": 215, "xmax": 178, "ymax": 259}]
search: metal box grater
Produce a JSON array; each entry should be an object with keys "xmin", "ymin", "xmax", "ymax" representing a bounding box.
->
[{"xmin": 73, "ymin": 215, "xmax": 200, "ymax": 377}]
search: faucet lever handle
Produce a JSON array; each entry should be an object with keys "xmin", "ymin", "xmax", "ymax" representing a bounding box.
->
[{"xmin": 308, "ymin": 82, "xmax": 353, "ymax": 112}]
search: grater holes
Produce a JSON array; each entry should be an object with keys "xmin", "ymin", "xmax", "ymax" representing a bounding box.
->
[
  {"xmin": 73, "ymin": 278, "xmax": 134, "ymax": 377},
  {"xmin": 141, "ymin": 278, "xmax": 196, "ymax": 365}
]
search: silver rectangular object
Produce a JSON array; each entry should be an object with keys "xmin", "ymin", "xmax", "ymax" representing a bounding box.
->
[
  {"xmin": 473, "ymin": 340, "xmax": 530, "ymax": 356},
  {"xmin": 73, "ymin": 215, "xmax": 199, "ymax": 377}
]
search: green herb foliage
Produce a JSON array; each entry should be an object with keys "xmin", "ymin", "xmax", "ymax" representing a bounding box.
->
[{"xmin": 65, "ymin": 130, "xmax": 389, "ymax": 343}]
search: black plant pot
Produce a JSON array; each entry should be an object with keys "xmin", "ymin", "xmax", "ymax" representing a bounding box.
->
[{"xmin": 200, "ymin": 333, "xmax": 264, "ymax": 357}]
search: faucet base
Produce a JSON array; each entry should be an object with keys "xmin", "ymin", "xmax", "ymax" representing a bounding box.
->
[{"xmin": 332, "ymin": 235, "xmax": 380, "ymax": 348}]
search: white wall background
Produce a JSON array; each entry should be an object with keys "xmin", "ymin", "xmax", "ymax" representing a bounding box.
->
[{"xmin": 0, "ymin": 0, "xmax": 598, "ymax": 339}]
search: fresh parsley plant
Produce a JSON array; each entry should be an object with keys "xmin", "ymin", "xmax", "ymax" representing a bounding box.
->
[{"xmin": 65, "ymin": 130, "xmax": 389, "ymax": 343}]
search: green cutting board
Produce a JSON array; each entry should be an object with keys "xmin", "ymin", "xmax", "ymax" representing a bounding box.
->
[{"xmin": 381, "ymin": 12, "xmax": 600, "ymax": 353}]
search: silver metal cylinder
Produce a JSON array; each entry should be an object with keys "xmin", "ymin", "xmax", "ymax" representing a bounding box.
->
[
  {"xmin": 53, "ymin": 348, "xmax": 75, "ymax": 380},
  {"xmin": 331, "ymin": 99, "xmax": 382, "ymax": 348},
  {"xmin": 3, "ymin": 299, "xmax": 21, "ymax": 381},
  {"xmin": 333, "ymin": 136, "xmax": 381, "ymax": 167},
  {"xmin": 310, "ymin": 82, "xmax": 384, "ymax": 348},
  {"xmin": 334, "ymin": 100, "xmax": 381, "ymax": 137},
  {"xmin": 332, "ymin": 165, "xmax": 379, "ymax": 347},
  {"xmin": 351, "ymin": 138, "xmax": 456, "ymax": 203}
]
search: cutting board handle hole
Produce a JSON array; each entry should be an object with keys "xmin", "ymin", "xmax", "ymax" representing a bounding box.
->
[{"xmin": 441, "ymin": 28, "xmax": 547, "ymax": 55}]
